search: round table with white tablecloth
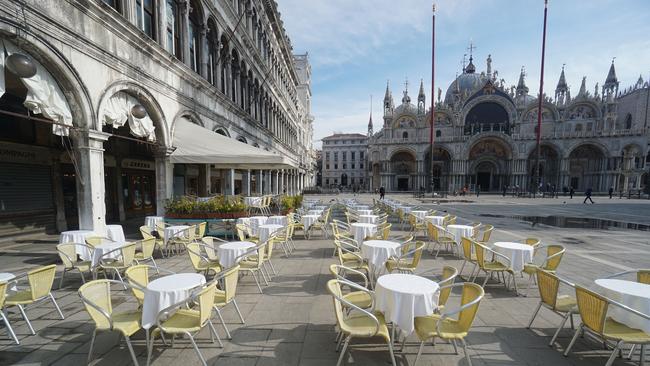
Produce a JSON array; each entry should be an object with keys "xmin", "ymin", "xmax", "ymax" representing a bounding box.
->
[
  {"xmin": 351, "ymin": 205, "xmax": 369, "ymax": 211},
  {"xmin": 493, "ymin": 242, "xmax": 534, "ymax": 272},
  {"xmin": 351, "ymin": 223, "xmax": 377, "ymax": 245},
  {"xmin": 0, "ymin": 273, "xmax": 17, "ymax": 291},
  {"xmin": 301, "ymin": 214, "xmax": 319, "ymax": 230},
  {"xmin": 237, "ymin": 216, "xmax": 268, "ymax": 236},
  {"xmin": 141, "ymin": 273, "xmax": 206, "ymax": 329},
  {"xmin": 307, "ymin": 209, "xmax": 324, "ymax": 216},
  {"xmin": 399, "ymin": 206, "xmax": 413, "ymax": 214},
  {"xmin": 357, "ymin": 209, "xmax": 373, "ymax": 216},
  {"xmin": 59, "ymin": 230, "xmax": 95, "ymax": 245},
  {"xmin": 361, "ymin": 240, "xmax": 401, "ymax": 269},
  {"xmin": 267, "ymin": 216, "xmax": 288, "ymax": 226},
  {"xmin": 359, "ymin": 215, "xmax": 379, "ymax": 224},
  {"xmin": 145, "ymin": 216, "xmax": 164, "ymax": 230},
  {"xmin": 217, "ymin": 241, "xmax": 257, "ymax": 268},
  {"xmin": 258, "ymin": 224, "xmax": 284, "ymax": 244},
  {"xmin": 106, "ymin": 225, "xmax": 126, "ymax": 244},
  {"xmin": 425, "ymin": 215, "xmax": 446, "ymax": 226},
  {"xmin": 164, "ymin": 225, "xmax": 190, "ymax": 244},
  {"xmin": 595, "ymin": 279, "xmax": 650, "ymax": 334},
  {"xmin": 446, "ymin": 224, "xmax": 474, "ymax": 245},
  {"xmin": 374, "ymin": 273, "xmax": 439, "ymax": 335},
  {"xmin": 244, "ymin": 196, "xmax": 263, "ymax": 207},
  {"xmin": 411, "ymin": 210, "xmax": 428, "ymax": 219},
  {"xmin": 90, "ymin": 240, "xmax": 127, "ymax": 267}
]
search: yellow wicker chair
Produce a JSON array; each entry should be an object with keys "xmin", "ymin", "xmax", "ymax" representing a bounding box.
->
[
  {"xmin": 246, "ymin": 234, "xmax": 279, "ymax": 278},
  {"xmin": 57, "ymin": 243, "xmax": 93, "ymax": 287},
  {"xmin": 329, "ymin": 264, "xmax": 373, "ymax": 310},
  {"xmin": 563, "ymin": 285, "xmax": 650, "ymax": 365},
  {"xmin": 523, "ymin": 244, "xmax": 566, "ymax": 296},
  {"xmin": 99, "ymin": 242, "xmax": 137, "ymax": 284},
  {"xmin": 385, "ymin": 241, "xmax": 426, "ymax": 274},
  {"xmin": 79, "ymin": 279, "xmax": 143, "ymax": 365},
  {"xmin": 140, "ymin": 225, "xmax": 164, "ymax": 257},
  {"xmin": 211, "ymin": 265, "xmax": 245, "ymax": 339},
  {"xmin": 326, "ymin": 279, "xmax": 396, "ymax": 366},
  {"xmin": 417, "ymin": 265, "xmax": 459, "ymax": 313},
  {"xmin": 5, "ymin": 264, "xmax": 65, "ymax": 336},
  {"xmin": 428, "ymin": 223, "xmax": 457, "ymax": 257},
  {"xmin": 408, "ymin": 214, "xmax": 428, "ymax": 239},
  {"xmin": 85, "ymin": 236, "xmax": 109, "ymax": 248},
  {"xmin": 134, "ymin": 238, "xmax": 158, "ymax": 271},
  {"xmin": 238, "ymin": 242, "xmax": 270, "ymax": 293},
  {"xmin": 413, "ymin": 282, "xmax": 484, "ymax": 366},
  {"xmin": 147, "ymin": 283, "xmax": 221, "ymax": 366},
  {"xmin": 365, "ymin": 222, "xmax": 392, "ymax": 240},
  {"xmin": 334, "ymin": 238, "xmax": 370, "ymax": 277},
  {"xmin": 476, "ymin": 224, "xmax": 494, "ymax": 244},
  {"xmin": 0, "ymin": 281, "xmax": 18, "ymax": 344},
  {"xmin": 521, "ymin": 237, "xmax": 541, "ymax": 249},
  {"xmin": 527, "ymin": 270, "xmax": 577, "ymax": 347},
  {"xmin": 235, "ymin": 223, "xmax": 259, "ymax": 243},
  {"xmin": 473, "ymin": 242, "xmax": 516, "ymax": 291},
  {"xmin": 167, "ymin": 225, "xmax": 196, "ymax": 255},
  {"xmin": 459, "ymin": 237, "xmax": 479, "ymax": 280},
  {"xmin": 201, "ymin": 236, "xmax": 227, "ymax": 262},
  {"xmin": 186, "ymin": 242, "xmax": 222, "ymax": 278},
  {"xmin": 124, "ymin": 265, "xmax": 176, "ymax": 307},
  {"xmin": 308, "ymin": 209, "xmax": 331, "ymax": 239},
  {"xmin": 196, "ymin": 222, "xmax": 207, "ymax": 238}
]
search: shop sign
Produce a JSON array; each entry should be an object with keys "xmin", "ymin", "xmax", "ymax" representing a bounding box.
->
[
  {"xmin": 0, "ymin": 142, "xmax": 51, "ymax": 165},
  {"xmin": 122, "ymin": 158, "xmax": 155, "ymax": 171}
]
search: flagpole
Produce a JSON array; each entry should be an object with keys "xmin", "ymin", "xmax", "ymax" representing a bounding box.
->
[
  {"xmin": 429, "ymin": 3, "xmax": 436, "ymax": 194},
  {"xmin": 533, "ymin": 0, "xmax": 548, "ymax": 197}
]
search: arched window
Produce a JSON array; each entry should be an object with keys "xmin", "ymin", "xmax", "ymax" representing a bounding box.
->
[
  {"xmin": 435, "ymin": 130, "xmax": 441, "ymax": 137},
  {"xmin": 188, "ymin": 1, "xmax": 202, "ymax": 73},
  {"xmin": 166, "ymin": 0, "xmax": 182, "ymax": 59},
  {"xmin": 215, "ymin": 128, "xmax": 229, "ymax": 137},
  {"xmin": 206, "ymin": 21, "xmax": 218, "ymax": 85},
  {"xmin": 625, "ymin": 114, "xmax": 633, "ymax": 129},
  {"xmin": 237, "ymin": 136, "xmax": 247, "ymax": 144},
  {"xmin": 135, "ymin": 0, "xmax": 155, "ymax": 39},
  {"xmin": 102, "ymin": 0, "xmax": 122, "ymax": 13},
  {"xmin": 402, "ymin": 131, "xmax": 408, "ymax": 139}
]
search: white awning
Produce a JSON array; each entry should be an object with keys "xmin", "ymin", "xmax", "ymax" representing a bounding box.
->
[
  {"xmin": 170, "ymin": 119, "xmax": 295, "ymax": 169},
  {"xmin": 101, "ymin": 91, "xmax": 156, "ymax": 141},
  {"xmin": 2, "ymin": 39, "xmax": 73, "ymax": 136}
]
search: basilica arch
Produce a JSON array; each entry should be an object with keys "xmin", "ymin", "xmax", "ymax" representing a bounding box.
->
[
  {"xmin": 527, "ymin": 144, "xmax": 561, "ymax": 189},
  {"xmin": 467, "ymin": 137, "xmax": 512, "ymax": 191},
  {"xmin": 567, "ymin": 143, "xmax": 606, "ymax": 191},
  {"xmin": 424, "ymin": 147, "xmax": 452, "ymax": 191},
  {"xmin": 389, "ymin": 150, "xmax": 416, "ymax": 191}
]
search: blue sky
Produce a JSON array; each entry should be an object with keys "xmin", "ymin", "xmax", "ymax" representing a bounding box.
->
[{"xmin": 276, "ymin": 0, "xmax": 650, "ymax": 148}]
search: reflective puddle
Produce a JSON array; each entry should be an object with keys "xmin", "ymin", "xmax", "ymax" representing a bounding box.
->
[{"xmin": 478, "ymin": 214, "xmax": 650, "ymax": 231}]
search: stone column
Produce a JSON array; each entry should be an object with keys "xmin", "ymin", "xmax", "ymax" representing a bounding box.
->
[
  {"xmin": 198, "ymin": 164, "xmax": 208, "ymax": 196},
  {"xmin": 224, "ymin": 168, "xmax": 235, "ymax": 195},
  {"xmin": 51, "ymin": 159, "xmax": 68, "ymax": 232},
  {"xmin": 124, "ymin": 0, "xmax": 137, "ymax": 25},
  {"xmin": 180, "ymin": 1, "xmax": 190, "ymax": 66},
  {"xmin": 154, "ymin": 147, "xmax": 175, "ymax": 216},
  {"xmin": 266, "ymin": 170, "xmax": 272, "ymax": 194},
  {"xmin": 200, "ymin": 24, "xmax": 209, "ymax": 79},
  {"xmin": 256, "ymin": 170, "xmax": 263, "ymax": 194},
  {"xmin": 243, "ymin": 169, "xmax": 251, "ymax": 196},
  {"xmin": 75, "ymin": 130, "xmax": 110, "ymax": 234},
  {"xmin": 115, "ymin": 158, "xmax": 126, "ymax": 222}
]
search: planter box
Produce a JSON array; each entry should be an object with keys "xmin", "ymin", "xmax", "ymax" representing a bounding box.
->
[{"xmin": 166, "ymin": 212, "xmax": 248, "ymax": 219}]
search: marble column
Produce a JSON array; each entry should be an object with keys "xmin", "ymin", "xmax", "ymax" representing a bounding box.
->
[
  {"xmin": 75, "ymin": 130, "xmax": 110, "ymax": 234},
  {"xmin": 155, "ymin": 147, "xmax": 175, "ymax": 216}
]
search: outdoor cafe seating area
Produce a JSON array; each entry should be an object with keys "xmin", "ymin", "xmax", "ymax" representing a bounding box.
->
[{"xmin": 0, "ymin": 196, "xmax": 649, "ymax": 366}]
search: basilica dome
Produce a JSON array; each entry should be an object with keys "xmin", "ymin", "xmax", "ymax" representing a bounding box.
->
[{"xmin": 444, "ymin": 69, "xmax": 485, "ymax": 105}]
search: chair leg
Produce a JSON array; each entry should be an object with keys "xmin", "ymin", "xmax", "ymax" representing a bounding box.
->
[
  {"xmin": 207, "ymin": 319, "xmax": 223, "ymax": 347},
  {"xmin": 461, "ymin": 338, "xmax": 473, "ymax": 366},
  {"xmin": 639, "ymin": 345, "xmax": 645, "ymax": 365},
  {"xmin": 387, "ymin": 335, "xmax": 397, "ymax": 366},
  {"xmin": 146, "ymin": 330, "xmax": 156, "ymax": 366},
  {"xmin": 124, "ymin": 335, "xmax": 139, "ymax": 366},
  {"xmin": 251, "ymin": 271, "xmax": 263, "ymax": 293},
  {"xmin": 214, "ymin": 307, "xmax": 231, "ymax": 339},
  {"xmin": 59, "ymin": 269, "xmax": 67, "ymax": 289},
  {"xmin": 526, "ymin": 302, "xmax": 542, "ymax": 329},
  {"xmin": 17, "ymin": 304, "xmax": 35, "ymax": 335},
  {"xmin": 563, "ymin": 324, "xmax": 583, "ymax": 356},
  {"xmin": 268, "ymin": 259, "xmax": 278, "ymax": 276},
  {"xmin": 481, "ymin": 273, "xmax": 490, "ymax": 287},
  {"xmin": 628, "ymin": 344, "xmax": 637, "ymax": 359},
  {"xmin": 452, "ymin": 339, "xmax": 459, "ymax": 354},
  {"xmin": 336, "ymin": 336, "xmax": 350, "ymax": 366},
  {"xmin": 87, "ymin": 329, "xmax": 97, "ymax": 363},
  {"xmin": 50, "ymin": 293, "xmax": 65, "ymax": 319},
  {"xmin": 414, "ymin": 341, "xmax": 425, "ymax": 365},
  {"xmin": 550, "ymin": 312, "xmax": 572, "ymax": 347},
  {"xmin": 79, "ymin": 270, "xmax": 86, "ymax": 284},
  {"xmin": 151, "ymin": 258, "xmax": 159, "ymax": 274},
  {"xmin": 2, "ymin": 311, "xmax": 19, "ymax": 344},
  {"xmin": 187, "ymin": 333, "xmax": 207, "ymax": 366},
  {"xmin": 605, "ymin": 341, "xmax": 623, "ymax": 366},
  {"xmin": 232, "ymin": 300, "xmax": 245, "ymax": 324},
  {"xmin": 525, "ymin": 274, "xmax": 534, "ymax": 297}
]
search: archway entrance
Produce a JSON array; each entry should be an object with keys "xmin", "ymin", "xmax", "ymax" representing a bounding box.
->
[
  {"xmin": 568, "ymin": 144, "xmax": 605, "ymax": 191},
  {"xmin": 390, "ymin": 151, "xmax": 416, "ymax": 191},
  {"xmin": 475, "ymin": 161, "xmax": 496, "ymax": 191},
  {"xmin": 424, "ymin": 148, "xmax": 451, "ymax": 192},
  {"xmin": 528, "ymin": 145, "xmax": 560, "ymax": 191},
  {"xmin": 468, "ymin": 138, "xmax": 512, "ymax": 192},
  {"xmin": 341, "ymin": 173, "xmax": 348, "ymax": 187}
]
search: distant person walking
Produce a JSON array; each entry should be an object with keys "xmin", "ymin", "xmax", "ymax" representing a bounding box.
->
[
  {"xmin": 569, "ymin": 186, "xmax": 575, "ymax": 199},
  {"xmin": 502, "ymin": 185, "xmax": 507, "ymax": 197},
  {"xmin": 379, "ymin": 186, "xmax": 385, "ymax": 200},
  {"xmin": 609, "ymin": 187, "xmax": 614, "ymax": 199},
  {"xmin": 476, "ymin": 185, "xmax": 481, "ymax": 197},
  {"xmin": 584, "ymin": 187, "xmax": 595, "ymax": 204}
]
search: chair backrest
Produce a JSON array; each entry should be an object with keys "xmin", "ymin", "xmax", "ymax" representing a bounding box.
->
[
  {"xmin": 0, "ymin": 281, "xmax": 7, "ymax": 308},
  {"xmin": 121, "ymin": 243, "xmax": 137, "ymax": 265},
  {"xmin": 473, "ymin": 242, "xmax": 488, "ymax": 269},
  {"xmin": 197, "ymin": 222, "xmax": 207, "ymax": 238},
  {"xmin": 85, "ymin": 236, "xmax": 104, "ymax": 248},
  {"xmin": 427, "ymin": 222, "xmax": 436, "ymax": 241},
  {"xmin": 480, "ymin": 225, "xmax": 494, "ymax": 243},
  {"xmin": 326, "ymin": 279, "xmax": 378, "ymax": 337},
  {"xmin": 201, "ymin": 237, "xmax": 219, "ymax": 260},
  {"xmin": 409, "ymin": 241, "xmax": 426, "ymax": 268},
  {"xmin": 574, "ymin": 285, "xmax": 608, "ymax": 335},
  {"xmin": 524, "ymin": 238, "xmax": 541, "ymax": 247},
  {"xmin": 57, "ymin": 243, "xmax": 78, "ymax": 269},
  {"xmin": 140, "ymin": 226, "xmax": 155, "ymax": 240},
  {"xmin": 543, "ymin": 245, "xmax": 565, "ymax": 271},
  {"xmin": 186, "ymin": 242, "xmax": 204, "ymax": 270},
  {"xmin": 27, "ymin": 264, "xmax": 56, "ymax": 300},
  {"xmin": 536, "ymin": 269, "xmax": 560, "ymax": 309},
  {"xmin": 457, "ymin": 283, "xmax": 484, "ymax": 332},
  {"xmin": 381, "ymin": 223, "xmax": 391, "ymax": 240},
  {"xmin": 461, "ymin": 237, "xmax": 473, "ymax": 261},
  {"xmin": 235, "ymin": 224, "xmax": 248, "ymax": 241},
  {"xmin": 125, "ymin": 264, "xmax": 149, "ymax": 304},
  {"xmin": 198, "ymin": 283, "xmax": 217, "ymax": 326},
  {"xmin": 140, "ymin": 238, "xmax": 156, "ymax": 258},
  {"xmin": 220, "ymin": 265, "xmax": 240, "ymax": 303},
  {"xmin": 638, "ymin": 270, "xmax": 650, "ymax": 285},
  {"xmin": 439, "ymin": 266, "xmax": 458, "ymax": 306},
  {"xmin": 79, "ymin": 279, "xmax": 112, "ymax": 329}
]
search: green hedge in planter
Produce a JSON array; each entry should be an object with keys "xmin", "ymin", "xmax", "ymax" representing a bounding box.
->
[
  {"xmin": 280, "ymin": 195, "xmax": 303, "ymax": 211},
  {"xmin": 165, "ymin": 195, "xmax": 246, "ymax": 215}
]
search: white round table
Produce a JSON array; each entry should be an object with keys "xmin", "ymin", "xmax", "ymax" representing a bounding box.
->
[
  {"xmin": 446, "ymin": 224, "xmax": 474, "ymax": 245},
  {"xmin": 244, "ymin": 197, "xmax": 263, "ymax": 207},
  {"xmin": 59, "ymin": 230, "xmax": 95, "ymax": 244},
  {"xmin": 258, "ymin": 224, "xmax": 283, "ymax": 243},
  {"xmin": 351, "ymin": 205, "xmax": 369, "ymax": 211},
  {"xmin": 351, "ymin": 223, "xmax": 377, "ymax": 245},
  {"xmin": 142, "ymin": 273, "xmax": 206, "ymax": 329},
  {"xmin": 267, "ymin": 216, "xmax": 288, "ymax": 226},
  {"xmin": 595, "ymin": 279, "xmax": 650, "ymax": 334},
  {"xmin": 75, "ymin": 237, "xmax": 115, "ymax": 262},
  {"xmin": 145, "ymin": 216, "xmax": 164, "ymax": 230},
  {"xmin": 359, "ymin": 215, "xmax": 379, "ymax": 224},
  {"xmin": 237, "ymin": 216, "xmax": 268, "ymax": 236},
  {"xmin": 217, "ymin": 241, "xmax": 256, "ymax": 268},
  {"xmin": 375, "ymin": 274, "xmax": 439, "ymax": 335},
  {"xmin": 357, "ymin": 209, "xmax": 373, "ymax": 216},
  {"xmin": 361, "ymin": 240, "xmax": 401, "ymax": 269},
  {"xmin": 0, "ymin": 273, "xmax": 17, "ymax": 291},
  {"xmin": 106, "ymin": 225, "xmax": 126, "ymax": 244},
  {"xmin": 493, "ymin": 242, "xmax": 534, "ymax": 272},
  {"xmin": 411, "ymin": 210, "xmax": 428, "ymax": 219},
  {"xmin": 301, "ymin": 215, "xmax": 319, "ymax": 230},
  {"xmin": 307, "ymin": 209, "xmax": 324, "ymax": 216},
  {"xmin": 425, "ymin": 215, "xmax": 446, "ymax": 226},
  {"xmin": 92, "ymin": 241, "xmax": 127, "ymax": 267},
  {"xmin": 164, "ymin": 225, "xmax": 190, "ymax": 244},
  {"xmin": 400, "ymin": 206, "xmax": 413, "ymax": 214}
]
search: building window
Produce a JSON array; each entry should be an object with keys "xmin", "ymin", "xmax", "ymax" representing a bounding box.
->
[
  {"xmin": 334, "ymin": 179, "xmax": 338, "ymax": 184},
  {"xmin": 436, "ymin": 129, "xmax": 441, "ymax": 137},
  {"xmin": 325, "ymin": 152, "xmax": 330, "ymax": 161},
  {"xmin": 343, "ymin": 163, "xmax": 346, "ymax": 169},
  {"xmin": 102, "ymin": 0, "xmax": 122, "ymax": 12},
  {"xmin": 136, "ymin": 0, "xmax": 155, "ymax": 39},
  {"xmin": 351, "ymin": 151, "xmax": 355, "ymax": 160},
  {"xmin": 325, "ymin": 164, "xmax": 329, "ymax": 170},
  {"xmin": 351, "ymin": 163, "xmax": 355, "ymax": 169},
  {"xmin": 360, "ymin": 151, "xmax": 364, "ymax": 159},
  {"xmin": 342, "ymin": 152, "xmax": 347, "ymax": 161},
  {"xmin": 188, "ymin": 2, "xmax": 201, "ymax": 73},
  {"xmin": 166, "ymin": 0, "xmax": 182, "ymax": 59},
  {"xmin": 360, "ymin": 163, "xmax": 364, "ymax": 169},
  {"xmin": 325, "ymin": 178, "xmax": 329, "ymax": 185},
  {"xmin": 334, "ymin": 152, "xmax": 338, "ymax": 161},
  {"xmin": 402, "ymin": 131, "xmax": 408, "ymax": 139},
  {"xmin": 334, "ymin": 164, "xmax": 338, "ymax": 169}
]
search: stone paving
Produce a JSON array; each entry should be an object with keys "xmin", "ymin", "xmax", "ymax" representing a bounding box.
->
[{"xmin": 1, "ymin": 193, "xmax": 650, "ymax": 365}]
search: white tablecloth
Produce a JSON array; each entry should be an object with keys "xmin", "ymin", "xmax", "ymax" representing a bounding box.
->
[
  {"xmin": 351, "ymin": 223, "xmax": 377, "ymax": 245},
  {"xmin": 351, "ymin": 205, "xmax": 369, "ymax": 211},
  {"xmin": 425, "ymin": 215, "xmax": 446, "ymax": 226},
  {"xmin": 244, "ymin": 197, "xmax": 263, "ymax": 206},
  {"xmin": 301, "ymin": 215, "xmax": 319, "ymax": 229},
  {"xmin": 493, "ymin": 242, "xmax": 534, "ymax": 272},
  {"xmin": 359, "ymin": 215, "xmax": 379, "ymax": 224},
  {"xmin": 59, "ymin": 230, "xmax": 95, "ymax": 245},
  {"xmin": 375, "ymin": 274, "xmax": 439, "ymax": 335},
  {"xmin": 267, "ymin": 216, "xmax": 288, "ymax": 226},
  {"xmin": 447, "ymin": 224, "xmax": 474, "ymax": 245},
  {"xmin": 91, "ymin": 241, "xmax": 126, "ymax": 267},
  {"xmin": 399, "ymin": 206, "xmax": 413, "ymax": 214},
  {"xmin": 237, "ymin": 216, "xmax": 268, "ymax": 236},
  {"xmin": 145, "ymin": 216, "xmax": 164, "ymax": 230},
  {"xmin": 142, "ymin": 273, "xmax": 206, "ymax": 329},
  {"xmin": 258, "ymin": 224, "xmax": 283, "ymax": 243},
  {"xmin": 217, "ymin": 241, "xmax": 256, "ymax": 268},
  {"xmin": 361, "ymin": 240, "xmax": 401, "ymax": 269},
  {"xmin": 357, "ymin": 209, "xmax": 373, "ymax": 216},
  {"xmin": 0, "ymin": 273, "xmax": 17, "ymax": 291},
  {"xmin": 106, "ymin": 225, "xmax": 126, "ymax": 244},
  {"xmin": 307, "ymin": 209, "xmax": 324, "ymax": 216},
  {"xmin": 596, "ymin": 279, "xmax": 650, "ymax": 334},
  {"xmin": 411, "ymin": 210, "xmax": 428, "ymax": 219},
  {"xmin": 164, "ymin": 225, "xmax": 189, "ymax": 244}
]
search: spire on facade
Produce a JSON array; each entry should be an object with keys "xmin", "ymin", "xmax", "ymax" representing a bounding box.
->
[
  {"xmin": 602, "ymin": 58, "xmax": 619, "ymax": 101},
  {"xmin": 516, "ymin": 66, "xmax": 529, "ymax": 96},
  {"xmin": 636, "ymin": 74, "xmax": 644, "ymax": 88},
  {"xmin": 368, "ymin": 95, "xmax": 374, "ymax": 136},
  {"xmin": 555, "ymin": 64, "xmax": 568, "ymax": 92},
  {"xmin": 383, "ymin": 80, "xmax": 391, "ymax": 102},
  {"xmin": 604, "ymin": 58, "xmax": 619, "ymax": 87},
  {"xmin": 417, "ymin": 79, "xmax": 426, "ymax": 113},
  {"xmin": 418, "ymin": 79, "xmax": 426, "ymax": 99},
  {"xmin": 465, "ymin": 41, "xmax": 476, "ymax": 74},
  {"xmin": 578, "ymin": 76, "xmax": 587, "ymax": 97},
  {"xmin": 402, "ymin": 78, "xmax": 411, "ymax": 104},
  {"xmin": 383, "ymin": 80, "xmax": 393, "ymax": 117}
]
